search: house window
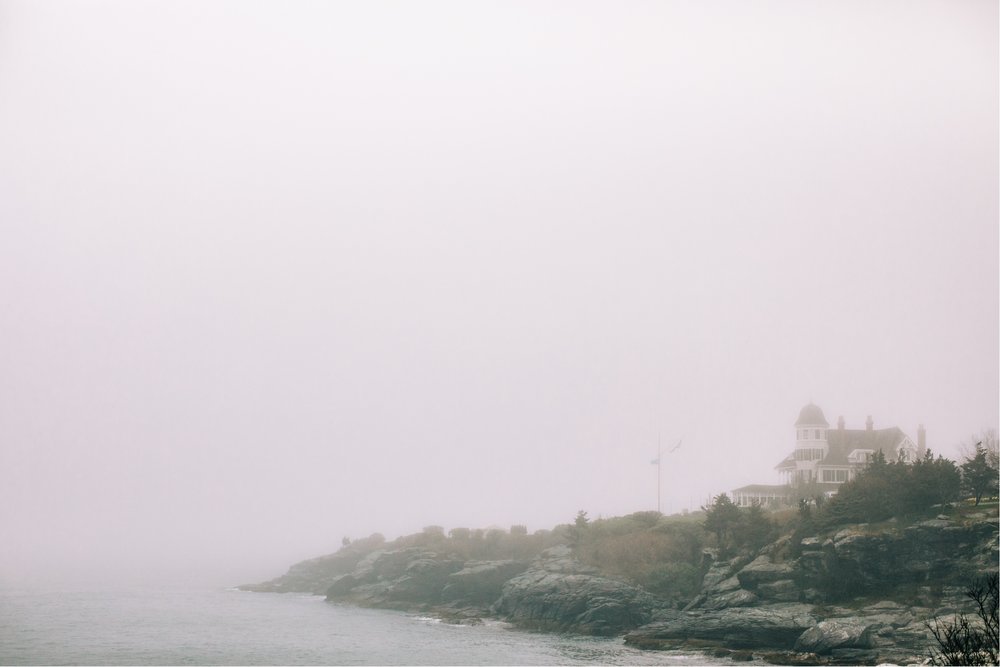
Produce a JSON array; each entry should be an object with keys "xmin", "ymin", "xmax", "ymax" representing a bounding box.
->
[
  {"xmin": 836, "ymin": 470, "xmax": 847, "ymax": 482},
  {"xmin": 815, "ymin": 429, "xmax": 821, "ymax": 439}
]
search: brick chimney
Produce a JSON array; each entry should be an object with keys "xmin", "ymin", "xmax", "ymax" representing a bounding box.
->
[
  {"xmin": 918, "ymin": 424, "xmax": 926, "ymax": 457},
  {"xmin": 866, "ymin": 415, "xmax": 873, "ymax": 432},
  {"xmin": 838, "ymin": 415, "xmax": 845, "ymax": 430}
]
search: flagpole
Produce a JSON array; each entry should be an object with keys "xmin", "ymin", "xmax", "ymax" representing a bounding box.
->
[{"xmin": 657, "ymin": 435, "xmax": 662, "ymax": 514}]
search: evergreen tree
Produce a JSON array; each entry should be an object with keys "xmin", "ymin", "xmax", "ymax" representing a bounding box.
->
[
  {"xmin": 908, "ymin": 450, "xmax": 961, "ymax": 508},
  {"xmin": 567, "ymin": 510, "xmax": 590, "ymax": 549},
  {"xmin": 961, "ymin": 444, "xmax": 999, "ymax": 506},
  {"xmin": 702, "ymin": 494, "xmax": 741, "ymax": 554}
]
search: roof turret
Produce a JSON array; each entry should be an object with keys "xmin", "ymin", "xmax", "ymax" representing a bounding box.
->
[{"xmin": 795, "ymin": 403, "xmax": 829, "ymax": 427}]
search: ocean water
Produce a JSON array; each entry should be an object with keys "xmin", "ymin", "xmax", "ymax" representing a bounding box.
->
[{"xmin": 0, "ymin": 586, "xmax": 730, "ymax": 665}]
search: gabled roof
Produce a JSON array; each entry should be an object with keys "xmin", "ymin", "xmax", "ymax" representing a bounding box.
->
[
  {"xmin": 824, "ymin": 427, "xmax": 908, "ymax": 465},
  {"xmin": 773, "ymin": 427, "xmax": 910, "ymax": 469}
]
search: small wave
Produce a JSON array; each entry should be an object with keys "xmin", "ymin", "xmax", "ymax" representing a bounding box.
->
[{"xmin": 413, "ymin": 616, "xmax": 442, "ymax": 624}]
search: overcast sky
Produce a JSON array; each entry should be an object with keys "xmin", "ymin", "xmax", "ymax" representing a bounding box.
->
[{"xmin": 1, "ymin": 0, "xmax": 996, "ymax": 589}]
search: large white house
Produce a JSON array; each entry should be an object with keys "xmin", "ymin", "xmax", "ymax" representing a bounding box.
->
[{"xmin": 731, "ymin": 403, "xmax": 926, "ymax": 507}]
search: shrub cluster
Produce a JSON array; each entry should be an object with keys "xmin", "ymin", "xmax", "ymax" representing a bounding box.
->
[
  {"xmin": 817, "ymin": 449, "xmax": 961, "ymax": 527},
  {"xmin": 701, "ymin": 494, "xmax": 778, "ymax": 557},
  {"xmin": 573, "ymin": 512, "xmax": 706, "ymax": 604}
]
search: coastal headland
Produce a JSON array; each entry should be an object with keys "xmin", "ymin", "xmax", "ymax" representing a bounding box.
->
[{"xmin": 241, "ymin": 503, "xmax": 998, "ymax": 665}]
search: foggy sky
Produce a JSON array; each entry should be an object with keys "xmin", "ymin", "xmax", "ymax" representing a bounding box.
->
[{"xmin": 1, "ymin": 0, "xmax": 997, "ymax": 589}]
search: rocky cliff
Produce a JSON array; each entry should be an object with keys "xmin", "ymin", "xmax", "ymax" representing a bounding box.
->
[
  {"xmin": 314, "ymin": 544, "xmax": 659, "ymax": 635},
  {"xmin": 625, "ymin": 509, "xmax": 998, "ymax": 664},
  {"xmin": 242, "ymin": 507, "xmax": 997, "ymax": 663}
]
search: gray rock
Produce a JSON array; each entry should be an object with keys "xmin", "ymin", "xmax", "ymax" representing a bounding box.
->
[
  {"xmin": 625, "ymin": 603, "xmax": 817, "ymax": 649},
  {"xmin": 801, "ymin": 588, "xmax": 825, "ymax": 603},
  {"xmin": 701, "ymin": 589, "xmax": 758, "ymax": 610},
  {"xmin": 385, "ymin": 558, "xmax": 463, "ymax": 602},
  {"xmin": 709, "ymin": 575, "xmax": 742, "ymax": 593},
  {"xmin": 794, "ymin": 619, "xmax": 875, "ymax": 654},
  {"xmin": 736, "ymin": 555, "xmax": 796, "ymax": 588},
  {"xmin": 325, "ymin": 573, "xmax": 358, "ymax": 596},
  {"xmin": 833, "ymin": 527, "xmax": 865, "ymax": 544},
  {"xmin": 757, "ymin": 579, "xmax": 799, "ymax": 602},
  {"xmin": 240, "ymin": 549, "xmax": 368, "ymax": 594},
  {"xmin": 760, "ymin": 535, "xmax": 792, "ymax": 556},
  {"xmin": 701, "ymin": 563, "xmax": 737, "ymax": 590},
  {"xmin": 324, "ymin": 548, "xmax": 461, "ymax": 607},
  {"xmin": 352, "ymin": 548, "xmax": 414, "ymax": 582},
  {"xmin": 534, "ymin": 546, "xmax": 601, "ymax": 574},
  {"xmin": 441, "ymin": 560, "xmax": 530, "ymax": 605},
  {"xmin": 495, "ymin": 569, "xmax": 655, "ymax": 635},
  {"xmin": 828, "ymin": 647, "xmax": 879, "ymax": 664},
  {"xmin": 864, "ymin": 600, "xmax": 905, "ymax": 611},
  {"xmin": 859, "ymin": 611, "xmax": 914, "ymax": 629}
]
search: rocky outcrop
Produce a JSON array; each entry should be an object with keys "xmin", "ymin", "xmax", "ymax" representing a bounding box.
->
[
  {"xmin": 737, "ymin": 555, "xmax": 796, "ymax": 589},
  {"xmin": 495, "ymin": 566, "xmax": 656, "ymax": 635},
  {"xmin": 307, "ymin": 543, "xmax": 658, "ymax": 635},
  {"xmin": 794, "ymin": 620, "xmax": 875, "ymax": 653},
  {"xmin": 441, "ymin": 560, "xmax": 531, "ymax": 605},
  {"xmin": 805, "ymin": 517, "xmax": 998, "ymax": 596},
  {"xmin": 625, "ymin": 603, "xmax": 817, "ymax": 649},
  {"xmin": 239, "ymin": 550, "xmax": 365, "ymax": 594},
  {"xmin": 243, "ymin": 507, "xmax": 997, "ymax": 663},
  {"xmin": 627, "ymin": 511, "xmax": 998, "ymax": 664},
  {"xmin": 323, "ymin": 548, "xmax": 464, "ymax": 608}
]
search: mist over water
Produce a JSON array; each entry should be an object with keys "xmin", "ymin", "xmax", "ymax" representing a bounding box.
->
[
  {"xmin": 0, "ymin": 0, "xmax": 996, "ymax": 590},
  {"xmin": 0, "ymin": 587, "xmax": 723, "ymax": 665}
]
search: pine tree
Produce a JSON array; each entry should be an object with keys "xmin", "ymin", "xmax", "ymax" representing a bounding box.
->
[
  {"xmin": 961, "ymin": 444, "xmax": 999, "ymax": 506},
  {"xmin": 702, "ymin": 494, "xmax": 741, "ymax": 554}
]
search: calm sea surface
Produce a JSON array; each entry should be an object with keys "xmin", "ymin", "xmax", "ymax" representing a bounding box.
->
[{"xmin": 0, "ymin": 586, "xmax": 732, "ymax": 665}]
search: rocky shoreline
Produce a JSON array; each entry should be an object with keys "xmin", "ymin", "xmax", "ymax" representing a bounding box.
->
[{"xmin": 241, "ymin": 510, "xmax": 998, "ymax": 665}]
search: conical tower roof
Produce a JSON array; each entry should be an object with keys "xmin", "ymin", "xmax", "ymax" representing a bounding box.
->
[{"xmin": 795, "ymin": 403, "xmax": 829, "ymax": 427}]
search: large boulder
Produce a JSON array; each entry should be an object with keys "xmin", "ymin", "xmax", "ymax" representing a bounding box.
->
[
  {"xmin": 736, "ymin": 555, "xmax": 796, "ymax": 589},
  {"xmin": 812, "ymin": 517, "xmax": 999, "ymax": 598},
  {"xmin": 701, "ymin": 589, "xmax": 758, "ymax": 610},
  {"xmin": 533, "ymin": 545, "xmax": 601, "ymax": 574},
  {"xmin": 441, "ymin": 560, "xmax": 531, "ymax": 605},
  {"xmin": 384, "ymin": 557, "xmax": 463, "ymax": 603},
  {"xmin": 757, "ymin": 579, "xmax": 799, "ymax": 602},
  {"xmin": 625, "ymin": 603, "xmax": 817, "ymax": 650},
  {"xmin": 495, "ymin": 569, "xmax": 656, "ymax": 636},
  {"xmin": 324, "ymin": 548, "xmax": 462, "ymax": 607},
  {"xmin": 794, "ymin": 619, "xmax": 875, "ymax": 654},
  {"xmin": 351, "ymin": 548, "xmax": 432, "ymax": 583}
]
